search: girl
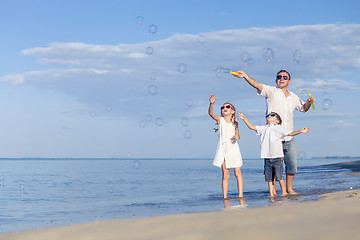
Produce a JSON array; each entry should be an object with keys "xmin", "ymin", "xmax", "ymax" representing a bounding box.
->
[{"xmin": 208, "ymin": 94, "xmax": 243, "ymax": 199}]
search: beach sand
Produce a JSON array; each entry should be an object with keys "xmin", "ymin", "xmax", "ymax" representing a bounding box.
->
[{"xmin": 2, "ymin": 161, "xmax": 360, "ymax": 240}]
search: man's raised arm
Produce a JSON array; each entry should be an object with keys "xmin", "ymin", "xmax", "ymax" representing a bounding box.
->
[{"xmin": 233, "ymin": 71, "xmax": 263, "ymax": 92}]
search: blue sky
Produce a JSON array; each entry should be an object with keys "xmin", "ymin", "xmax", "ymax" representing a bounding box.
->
[{"xmin": 0, "ymin": 0, "xmax": 359, "ymax": 158}]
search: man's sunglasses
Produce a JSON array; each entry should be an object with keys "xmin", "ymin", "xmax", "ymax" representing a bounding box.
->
[
  {"xmin": 276, "ymin": 75, "xmax": 288, "ymax": 80},
  {"xmin": 221, "ymin": 105, "xmax": 233, "ymax": 110},
  {"xmin": 266, "ymin": 113, "xmax": 279, "ymax": 120}
]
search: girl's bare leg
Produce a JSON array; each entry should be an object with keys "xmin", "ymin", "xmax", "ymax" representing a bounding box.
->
[
  {"xmin": 221, "ymin": 161, "xmax": 229, "ymax": 199},
  {"xmin": 234, "ymin": 167, "xmax": 243, "ymax": 197}
]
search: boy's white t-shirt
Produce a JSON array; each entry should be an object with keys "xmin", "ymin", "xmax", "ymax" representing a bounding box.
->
[{"xmin": 256, "ymin": 123, "xmax": 292, "ymax": 159}]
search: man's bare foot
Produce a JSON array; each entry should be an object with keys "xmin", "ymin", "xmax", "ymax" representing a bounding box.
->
[{"xmin": 287, "ymin": 189, "xmax": 298, "ymax": 195}]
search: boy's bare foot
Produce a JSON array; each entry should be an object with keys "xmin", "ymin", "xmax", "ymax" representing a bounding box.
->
[{"xmin": 269, "ymin": 196, "xmax": 277, "ymax": 202}]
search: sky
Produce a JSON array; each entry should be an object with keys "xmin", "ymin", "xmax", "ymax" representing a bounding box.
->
[{"xmin": 0, "ymin": 0, "xmax": 359, "ymax": 159}]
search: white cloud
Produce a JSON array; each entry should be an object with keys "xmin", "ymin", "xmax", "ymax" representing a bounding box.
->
[
  {"xmin": 0, "ymin": 73, "xmax": 25, "ymax": 85},
  {"xmin": 291, "ymin": 78, "xmax": 360, "ymax": 92},
  {"xmin": 1, "ymin": 24, "xmax": 360, "ymax": 120}
]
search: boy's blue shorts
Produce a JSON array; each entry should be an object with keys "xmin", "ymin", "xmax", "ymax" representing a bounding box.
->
[{"xmin": 264, "ymin": 157, "xmax": 284, "ymax": 182}]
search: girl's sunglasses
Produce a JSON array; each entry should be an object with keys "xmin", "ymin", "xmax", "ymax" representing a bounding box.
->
[
  {"xmin": 266, "ymin": 113, "xmax": 279, "ymax": 120},
  {"xmin": 276, "ymin": 75, "xmax": 288, "ymax": 80},
  {"xmin": 221, "ymin": 105, "xmax": 233, "ymax": 110}
]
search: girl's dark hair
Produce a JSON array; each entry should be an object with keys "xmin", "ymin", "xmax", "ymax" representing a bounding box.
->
[{"xmin": 277, "ymin": 70, "xmax": 291, "ymax": 80}]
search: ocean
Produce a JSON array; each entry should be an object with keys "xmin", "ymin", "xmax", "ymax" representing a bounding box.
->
[{"xmin": 0, "ymin": 157, "xmax": 359, "ymax": 233}]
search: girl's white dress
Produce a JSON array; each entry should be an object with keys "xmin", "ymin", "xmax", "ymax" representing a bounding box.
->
[{"xmin": 213, "ymin": 117, "xmax": 243, "ymax": 168}]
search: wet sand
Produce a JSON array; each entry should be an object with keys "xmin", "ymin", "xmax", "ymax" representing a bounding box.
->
[{"xmin": 1, "ymin": 160, "xmax": 360, "ymax": 240}]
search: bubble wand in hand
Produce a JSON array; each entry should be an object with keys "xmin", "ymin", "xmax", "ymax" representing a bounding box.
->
[
  {"xmin": 307, "ymin": 90, "xmax": 315, "ymax": 111},
  {"xmin": 230, "ymin": 71, "xmax": 239, "ymax": 76}
]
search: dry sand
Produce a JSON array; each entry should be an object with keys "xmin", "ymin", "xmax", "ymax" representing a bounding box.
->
[{"xmin": 1, "ymin": 160, "xmax": 360, "ymax": 240}]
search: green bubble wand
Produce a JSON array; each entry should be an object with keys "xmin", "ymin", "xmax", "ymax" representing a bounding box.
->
[{"xmin": 307, "ymin": 90, "xmax": 315, "ymax": 111}]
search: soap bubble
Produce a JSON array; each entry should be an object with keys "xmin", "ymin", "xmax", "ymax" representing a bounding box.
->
[
  {"xmin": 321, "ymin": 92, "xmax": 331, "ymax": 100},
  {"xmin": 263, "ymin": 48, "xmax": 274, "ymax": 62},
  {"xmin": 146, "ymin": 46, "xmax": 154, "ymax": 55},
  {"xmin": 148, "ymin": 85, "xmax": 158, "ymax": 95},
  {"xmin": 215, "ymin": 69, "xmax": 223, "ymax": 78},
  {"xmin": 185, "ymin": 98, "xmax": 193, "ymax": 107},
  {"xmin": 184, "ymin": 130, "xmax": 192, "ymax": 139},
  {"xmin": 300, "ymin": 89, "xmax": 309, "ymax": 102},
  {"xmin": 221, "ymin": 67, "xmax": 231, "ymax": 73},
  {"xmin": 322, "ymin": 99, "xmax": 333, "ymax": 110},
  {"xmin": 133, "ymin": 160, "xmax": 141, "ymax": 169},
  {"xmin": 206, "ymin": 49, "xmax": 212, "ymax": 55},
  {"xmin": 105, "ymin": 105, "xmax": 112, "ymax": 112},
  {"xmin": 177, "ymin": 63, "xmax": 187, "ymax": 73},
  {"xmin": 155, "ymin": 117, "xmax": 164, "ymax": 126},
  {"xmin": 321, "ymin": 80, "xmax": 329, "ymax": 88},
  {"xmin": 181, "ymin": 117, "xmax": 189, "ymax": 127},
  {"xmin": 164, "ymin": 122, "xmax": 169, "ymax": 128},
  {"xmin": 197, "ymin": 34, "xmax": 206, "ymax": 44},
  {"xmin": 293, "ymin": 49, "xmax": 302, "ymax": 63},
  {"xmin": 240, "ymin": 52, "xmax": 251, "ymax": 63},
  {"xmin": 139, "ymin": 120, "xmax": 146, "ymax": 128},
  {"xmin": 214, "ymin": 66, "xmax": 226, "ymax": 78},
  {"xmin": 148, "ymin": 24, "xmax": 157, "ymax": 34},
  {"xmin": 90, "ymin": 111, "xmax": 96, "ymax": 117},
  {"xmin": 243, "ymin": 58, "xmax": 255, "ymax": 67},
  {"xmin": 297, "ymin": 150, "xmax": 306, "ymax": 160},
  {"xmin": 150, "ymin": 72, "xmax": 157, "ymax": 80},
  {"xmin": 145, "ymin": 114, "xmax": 152, "ymax": 122},
  {"xmin": 135, "ymin": 16, "xmax": 144, "ymax": 26}
]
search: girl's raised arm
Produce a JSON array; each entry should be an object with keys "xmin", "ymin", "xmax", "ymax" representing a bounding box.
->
[{"xmin": 208, "ymin": 95, "xmax": 221, "ymax": 124}]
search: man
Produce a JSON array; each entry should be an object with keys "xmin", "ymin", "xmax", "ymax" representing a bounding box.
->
[{"xmin": 234, "ymin": 70, "xmax": 315, "ymax": 194}]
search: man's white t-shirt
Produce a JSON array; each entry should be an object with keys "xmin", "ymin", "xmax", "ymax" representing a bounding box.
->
[{"xmin": 258, "ymin": 84, "xmax": 305, "ymax": 141}]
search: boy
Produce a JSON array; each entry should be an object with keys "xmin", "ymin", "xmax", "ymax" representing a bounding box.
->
[{"xmin": 238, "ymin": 112, "xmax": 309, "ymax": 196}]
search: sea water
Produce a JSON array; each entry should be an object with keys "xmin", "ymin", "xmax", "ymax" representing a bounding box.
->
[{"xmin": 0, "ymin": 157, "xmax": 359, "ymax": 233}]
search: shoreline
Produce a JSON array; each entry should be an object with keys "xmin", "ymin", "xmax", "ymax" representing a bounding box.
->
[
  {"xmin": 1, "ymin": 190, "xmax": 359, "ymax": 240},
  {"xmin": 321, "ymin": 160, "xmax": 360, "ymax": 176},
  {"xmin": 1, "ymin": 160, "xmax": 360, "ymax": 240}
]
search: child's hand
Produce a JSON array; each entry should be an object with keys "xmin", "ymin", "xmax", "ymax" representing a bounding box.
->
[
  {"xmin": 230, "ymin": 135, "xmax": 239, "ymax": 143},
  {"xmin": 300, "ymin": 127, "xmax": 310, "ymax": 134},
  {"xmin": 209, "ymin": 94, "xmax": 217, "ymax": 104},
  {"xmin": 237, "ymin": 112, "xmax": 246, "ymax": 120}
]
